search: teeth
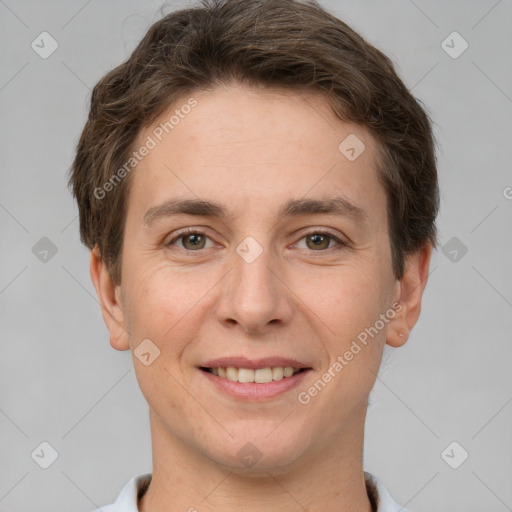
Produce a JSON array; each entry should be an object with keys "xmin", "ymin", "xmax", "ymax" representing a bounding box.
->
[
  {"xmin": 255, "ymin": 368, "xmax": 273, "ymax": 383},
  {"xmin": 209, "ymin": 366, "xmax": 302, "ymax": 383},
  {"xmin": 226, "ymin": 367, "xmax": 239, "ymax": 381},
  {"xmin": 283, "ymin": 367, "xmax": 294, "ymax": 378},
  {"xmin": 237, "ymin": 368, "xmax": 252, "ymax": 383},
  {"xmin": 272, "ymin": 367, "xmax": 284, "ymax": 381}
]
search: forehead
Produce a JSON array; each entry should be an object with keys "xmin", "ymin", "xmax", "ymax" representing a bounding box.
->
[{"xmin": 129, "ymin": 84, "xmax": 385, "ymax": 228}]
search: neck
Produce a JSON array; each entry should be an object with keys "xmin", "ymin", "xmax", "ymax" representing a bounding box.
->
[{"xmin": 139, "ymin": 408, "xmax": 373, "ymax": 512}]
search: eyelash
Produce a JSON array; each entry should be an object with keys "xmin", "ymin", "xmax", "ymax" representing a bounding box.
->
[{"xmin": 166, "ymin": 228, "xmax": 349, "ymax": 253}]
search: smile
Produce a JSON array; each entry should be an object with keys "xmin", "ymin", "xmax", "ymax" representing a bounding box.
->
[
  {"xmin": 199, "ymin": 366, "xmax": 312, "ymax": 401},
  {"xmin": 201, "ymin": 366, "xmax": 305, "ymax": 383}
]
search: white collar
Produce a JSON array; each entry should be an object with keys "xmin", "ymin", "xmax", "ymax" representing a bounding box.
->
[{"xmin": 93, "ymin": 472, "xmax": 410, "ymax": 512}]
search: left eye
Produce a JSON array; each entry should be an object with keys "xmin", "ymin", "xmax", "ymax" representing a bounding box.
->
[
  {"xmin": 167, "ymin": 230, "xmax": 346, "ymax": 252},
  {"xmin": 296, "ymin": 232, "xmax": 345, "ymax": 251},
  {"xmin": 168, "ymin": 229, "xmax": 213, "ymax": 251}
]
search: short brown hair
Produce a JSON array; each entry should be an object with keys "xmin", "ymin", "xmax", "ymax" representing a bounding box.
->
[{"xmin": 69, "ymin": 0, "xmax": 439, "ymax": 285}]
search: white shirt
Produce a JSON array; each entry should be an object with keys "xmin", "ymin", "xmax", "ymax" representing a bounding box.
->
[{"xmin": 91, "ymin": 472, "xmax": 411, "ymax": 511}]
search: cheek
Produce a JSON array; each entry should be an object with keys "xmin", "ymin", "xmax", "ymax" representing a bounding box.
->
[
  {"xmin": 122, "ymin": 263, "xmax": 211, "ymax": 366},
  {"xmin": 305, "ymin": 264, "xmax": 388, "ymax": 385},
  {"xmin": 122, "ymin": 264, "xmax": 180, "ymax": 342},
  {"xmin": 122, "ymin": 268, "xmax": 194, "ymax": 403},
  {"xmin": 302, "ymin": 262, "xmax": 385, "ymax": 337}
]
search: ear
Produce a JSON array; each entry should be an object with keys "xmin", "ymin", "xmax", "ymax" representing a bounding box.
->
[
  {"xmin": 90, "ymin": 246, "xmax": 130, "ymax": 351},
  {"xmin": 386, "ymin": 243, "xmax": 433, "ymax": 348}
]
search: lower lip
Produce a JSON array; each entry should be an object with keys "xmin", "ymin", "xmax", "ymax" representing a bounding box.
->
[{"xmin": 199, "ymin": 368, "xmax": 312, "ymax": 401}]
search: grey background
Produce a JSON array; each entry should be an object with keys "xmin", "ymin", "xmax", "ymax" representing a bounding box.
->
[{"xmin": 0, "ymin": 0, "xmax": 511, "ymax": 510}]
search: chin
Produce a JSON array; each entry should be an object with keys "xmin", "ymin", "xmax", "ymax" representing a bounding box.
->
[{"xmin": 202, "ymin": 427, "xmax": 310, "ymax": 475}]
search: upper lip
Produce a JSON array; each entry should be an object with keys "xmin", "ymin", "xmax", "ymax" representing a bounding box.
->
[{"xmin": 200, "ymin": 357, "xmax": 312, "ymax": 370}]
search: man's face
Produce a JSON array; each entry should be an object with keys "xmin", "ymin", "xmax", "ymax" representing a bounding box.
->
[{"xmin": 113, "ymin": 84, "xmax": 402, "ymax": 471}]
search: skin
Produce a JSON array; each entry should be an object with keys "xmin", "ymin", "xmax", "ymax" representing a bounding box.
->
[{"xmin": 91, "ymin": 83, "xmax": 432, "ymax": 512}]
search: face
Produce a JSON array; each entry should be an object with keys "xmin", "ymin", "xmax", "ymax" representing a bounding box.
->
[{"xmin": 98, "ymin": 83, "xmax": 410, "ymax": 473}]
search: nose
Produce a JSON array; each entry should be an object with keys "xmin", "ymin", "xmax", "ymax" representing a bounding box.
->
[{"xmin": 215, "ymin": 244, "xmax": 294, "ymax": 336}]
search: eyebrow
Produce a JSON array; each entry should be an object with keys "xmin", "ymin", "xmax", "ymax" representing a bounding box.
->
[{"xmin": 143, "ymin": 196, "xmax": 369, "ymax": 227}]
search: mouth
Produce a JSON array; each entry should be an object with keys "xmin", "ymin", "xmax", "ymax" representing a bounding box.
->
[
  {"xmin": 199, "ymin": 366, "xmax": 308, "ymax": 383},
  {"xmin": 197, "ymin": 357, "xmax": 313, "ymax": 400}
]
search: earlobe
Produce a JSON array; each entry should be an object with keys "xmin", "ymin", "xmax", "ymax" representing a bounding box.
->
[
  {"xmin": 386, "ymin": 243, "xmax": 433, "ymax": 348},
  {"xmin": 89, "ymin": 246, "xmax": 130, "ymax": 351}
]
